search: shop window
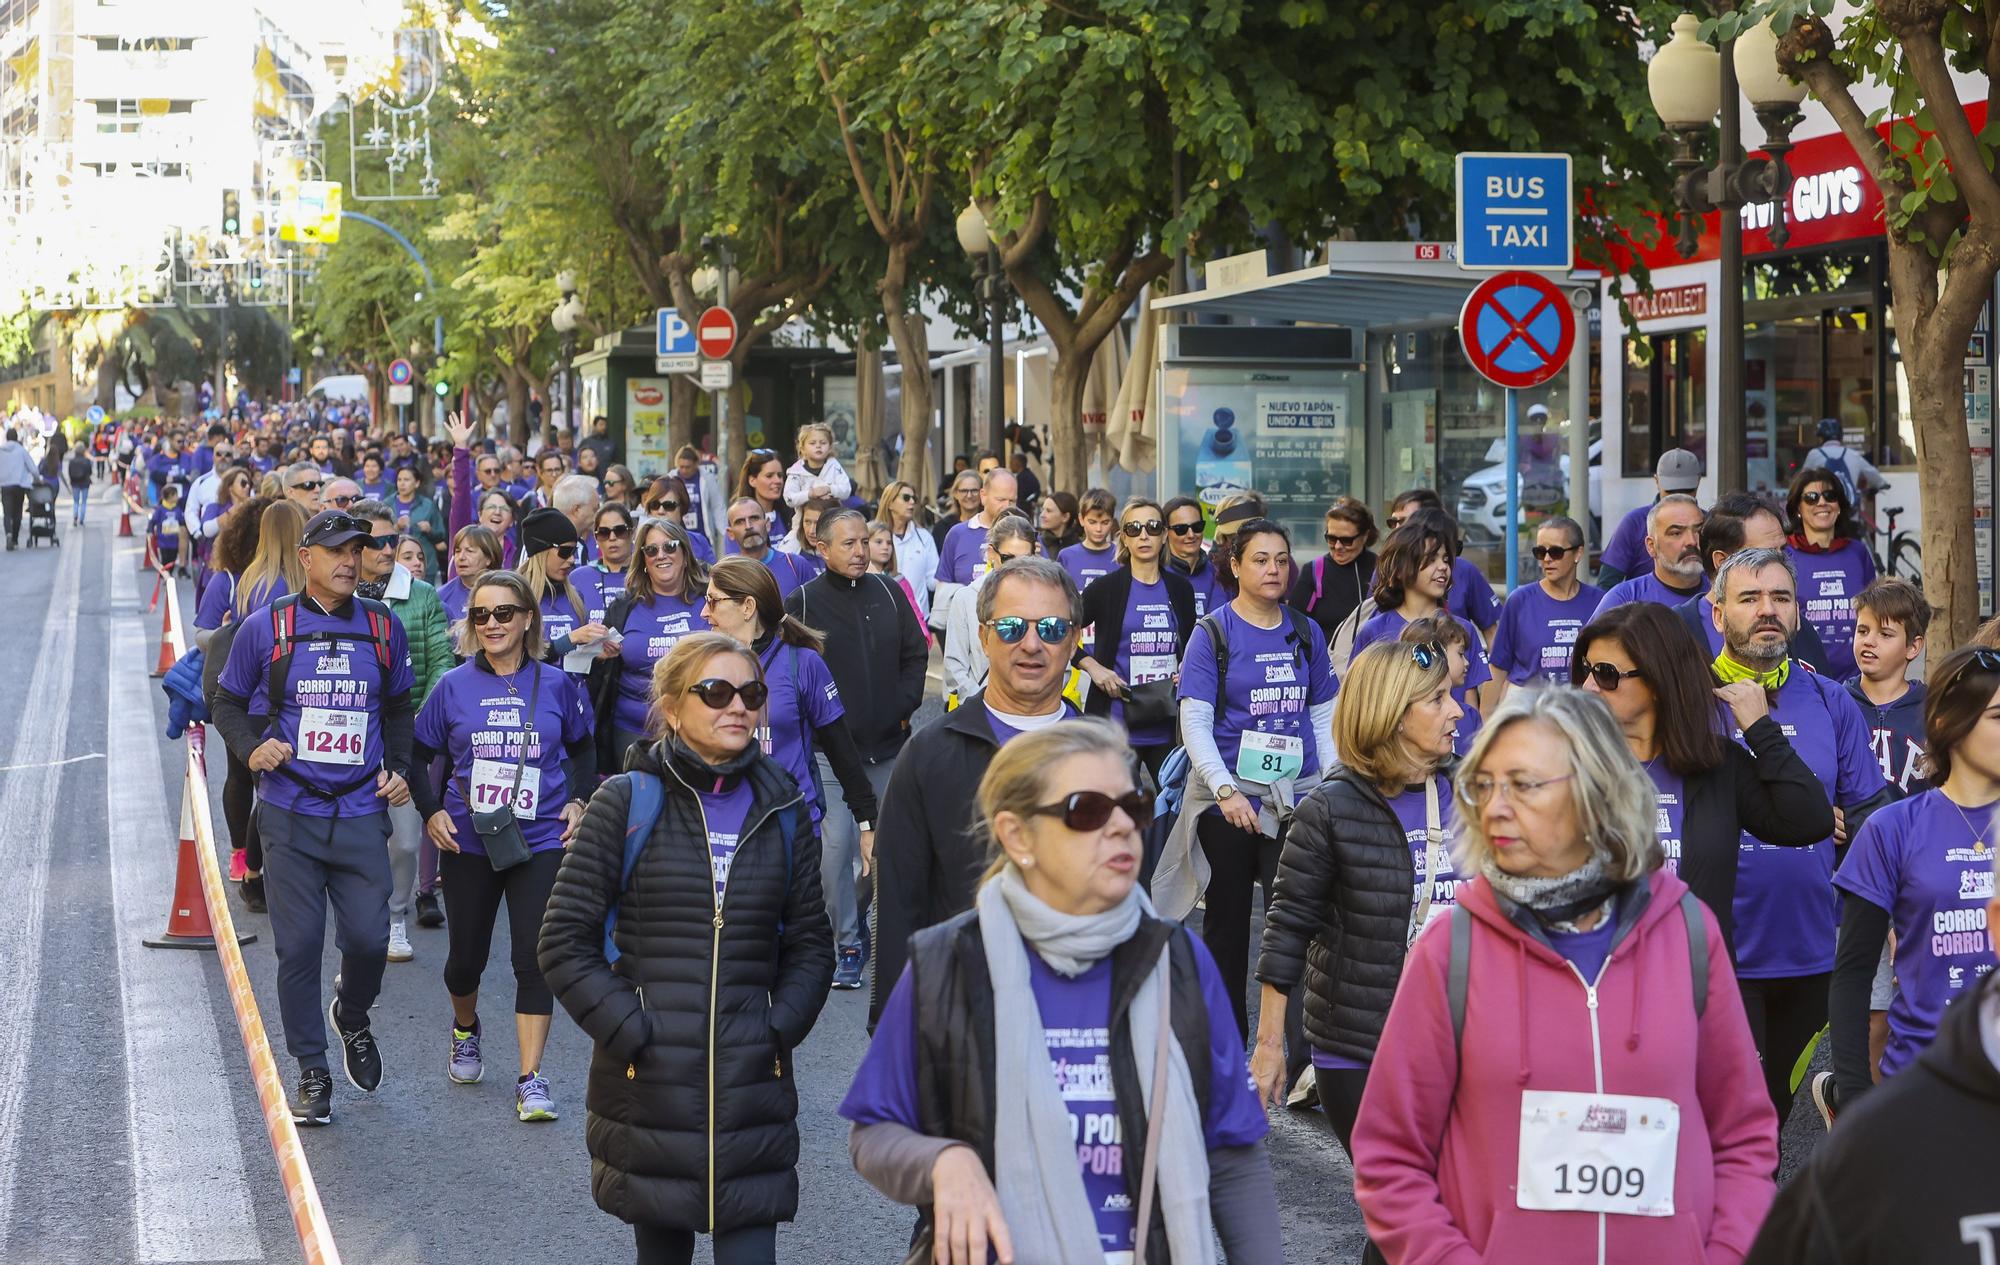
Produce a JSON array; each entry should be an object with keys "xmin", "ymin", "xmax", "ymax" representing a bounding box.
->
[
  {"xmin": 1621, "ymin": 330, "xmax": 1707, "ymax": 478},
  {"xmin": 1745, "ymin": 304, "xmax": 1901, "ymax": 494}
]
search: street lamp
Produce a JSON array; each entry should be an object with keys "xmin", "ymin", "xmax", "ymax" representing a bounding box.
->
[
  {"xmin": 957, "ymin": 201, "xmax": 1007, "ymax": 460},
  {"xmin": 1647, "ymin": 9, "xmax": 1807, "ymax": 494},
  {"xmin": 550, "ymin": 270, "xmax": 585, "ymax": 440}
]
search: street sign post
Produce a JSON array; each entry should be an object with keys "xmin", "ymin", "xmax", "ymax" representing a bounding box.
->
[
  {"xmin": 655, "ymin": 307, "xmax": 698, "ymax": 374},
  {"xmin": 86, "ymin": 405, "xmax": 105, "ymax": 425},
  {"xmin": 388, "ymin": 383, "xmax": 415, "ymax": 405},
  {"xmin": 1455, "ymin": 152, "xmax": 1573, "ymax": 271},
  {"xmin": 387, "ymin": 358, "xmax": 414, "ymax": 387},
  {"xmin": 1459, "ymin": 269, "xmax": 1578, "ymax": 593},
  {"xmin": 700, "ymin": 360, "xmax": 733, "ymax": 391},
  {"xmin": 696, "ymin": 307, "xmax": 738, "ymax": 361}
]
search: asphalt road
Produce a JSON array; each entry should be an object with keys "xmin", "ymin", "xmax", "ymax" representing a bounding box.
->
[{"xmin": 0, "ymin": 493, "xmax": 1826, "ymax": 1264}]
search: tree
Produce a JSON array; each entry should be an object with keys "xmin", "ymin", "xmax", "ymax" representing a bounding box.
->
[{"xmin": 1708, "ymin": 0, "xmax": 1991, "ymax": 646}]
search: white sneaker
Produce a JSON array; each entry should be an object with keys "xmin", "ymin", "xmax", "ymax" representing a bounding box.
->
[{"xmin": 387, "ymin": 920, "xmax": 414, "ymax": 962}]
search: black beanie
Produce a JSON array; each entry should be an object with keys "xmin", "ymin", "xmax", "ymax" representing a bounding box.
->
[{"xmin": 519, "ymin": 506, "xmax": 579, "ymax": 557}]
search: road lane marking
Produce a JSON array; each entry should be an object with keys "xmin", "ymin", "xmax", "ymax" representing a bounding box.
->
[
  {"xmin": 107, "ymin": 546, "xmax": 260, "ymax": 1262},
  {"xmin": 0, "ymin": 751, "xmax": 106, "ymax": 773},
  {"xmin": 0, "ymin": 532, "xmax": 82, "ymax": 1246}
]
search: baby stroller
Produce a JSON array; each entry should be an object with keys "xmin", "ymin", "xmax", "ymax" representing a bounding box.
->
[{"xmin": 24, "ymin": 483, "xmax": 57, "ymax": 547}]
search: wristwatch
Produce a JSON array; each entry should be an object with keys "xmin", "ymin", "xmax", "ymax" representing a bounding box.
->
[
  {"xmin": 1215, "ymin": 784, "xmax": 1238, "ymax": 801},
  {"xmin": 857, "ymin": 820, "xmax": 874, "ymax": 832}
]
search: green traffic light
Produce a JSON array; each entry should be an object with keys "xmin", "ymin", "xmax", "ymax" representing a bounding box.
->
[{"xmin": 434, "ymin": 381, "xmax": 449, "ymax": 396}]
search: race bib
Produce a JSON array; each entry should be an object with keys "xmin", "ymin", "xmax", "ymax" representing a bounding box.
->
[
  {"xmin": 1129, "ymin": 654, "xmax": 1177, "ymax": 685},
  {"xmin": 1516, "ymin": 1090, "xmax": 1679, "ymax": 1217},
  {"xmin": 469, "ymin": 758, "xmax": 542, "ymax": 820},
  {"xmin": 1235, "ymin": 729, "xmax": 1303, "ymax": 783},
  {"xmin": 298, "ymin": 707, "xmax": 367, "ymax": 766},
  {"xmin": 683, "ymin": 511, "xmax": 700, "ymax": 532}
]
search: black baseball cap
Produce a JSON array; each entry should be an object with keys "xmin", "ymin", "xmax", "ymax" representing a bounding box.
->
[{"xmin": 301, "ymin": 511, "xmax": 376, "ymax": 549}]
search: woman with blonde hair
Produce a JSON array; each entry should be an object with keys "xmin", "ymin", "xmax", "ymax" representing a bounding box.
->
[
  {"xmin": 1353, "ymin": 688, "xmax": 1777, "ymax": 1265},
  {"xmin": 878, "ymin": 478, "xmax": 938, "ymax": 618},
  {"xmin": 866, "ymin": 519, "xmax": 929, "ymax": 640},
  {"xmin": 841, "ymin": 717, "xmax": 1280, "ymax": 1265},
  {"xmin": 541, "ymin": 632, "xmax": 830, "ymax": 1265},
  {"xmin": 231, "ymin": 498, "xmax": 309, "ymax": 620},
  {"xmin": 515, "ymin": 507, "xmax": 609, "ymax": 676}
]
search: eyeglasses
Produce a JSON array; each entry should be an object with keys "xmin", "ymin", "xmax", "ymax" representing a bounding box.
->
[
  {"xmin": 1167, "ymin": 521, "xmax": 1204, "ymax": 537},
  {"xmin": 1406, "ymin": 640, "xmax": 1445, "ymax": 671},
  {"xmin": 1460, "ymin": 773, "xmax": 1574, "ymax": 807},
  {"xmin": 686, "ymin": 678, "xmax": 769, "ymax": 710},
  {"xmin": 1028, "ymin": 789, "xmax": 1154, "ymax": 832},
  {"xmin": 641, "ymin": 539, "xmax": 682, "ymax": 559},
  {"xmin": 289, "ymin": 479, "xmax": 322, "ymax": 492},
  {"xmin": 1573, "ymin": 660, "xmax": 1643, "ymax": 691},
  {"xmin": 468, "ymin": 603, "xmax": 528, "ymax": 626},
  {"xmin": 1121, "ymin": 519, "xmax": 1165, "ymax": 538},
  {"xmin": 595, "ymin": 523, "xmax": 632, "ymax": 539},
  {"xmin": 985, "ymin": 615, "xmax": 1073, "ymax": 644},
  {"xmin": 1326, "ymin": 532, "xmax": 1362, "ymax": 549},
  {"xmin": 1800, "ymin": 490, "xmax": 1836, "ymax": 506},
  {"xmin": 1531, "ymin": 544, "xmax": 1578, "ymax": 561}
]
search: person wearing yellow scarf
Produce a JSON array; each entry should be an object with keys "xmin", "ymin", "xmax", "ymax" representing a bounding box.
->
[{"xmin": 1711, "ymin": 651, "xmax": 1790, "ymax": 693}]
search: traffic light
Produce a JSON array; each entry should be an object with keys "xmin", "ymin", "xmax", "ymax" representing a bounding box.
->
[
  {"xmin": 434, "ymin": 379, "xmax": 449, "ymax": 397},
  {"xmin": 221, "ymin": 189, "xmax": 241, "ymax": 235}
]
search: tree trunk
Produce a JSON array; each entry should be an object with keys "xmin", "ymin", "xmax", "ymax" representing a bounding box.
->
[
  {"xmin": 1910, "ymin": 339, "xmax": 1980, "ymax": 645},
  {"xmin": 880, "ymin": 243, "xmax": 933, "ymax": 489},
  {"xmin": 502, "ymin": 368, "xmax": 530, "ymax": 451},
  {"xmin": 670, "ymin": 375, "xmax": 699, "ymax": 456},
  {"xmin": 1048, "ymin": 350, "xmax": 1091, "ymax": 496},
  {"xmin": 95, "ymin": 354, "xmax": 119, "ymax": 411}
]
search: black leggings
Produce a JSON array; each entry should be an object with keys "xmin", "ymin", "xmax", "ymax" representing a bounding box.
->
[
  {"xmin": 1134, "ymin": 743, "xmax": 1171, "ymax": 889},
  {"xmin": 439, "ymin": 848, "xmax": 563, "ymax": 1015},
  {"xmin": 222, "ymin": 746, "xmax": 263, "ymax": 871},
  {"xmin": 1317, "ymin": 1064, "xmax": 1390, "ymax": 1265},
  {"xmin": 1740, "ymin": 972, "xmax": 1831, "ymax": 1126},
  {"xmin": 634, "ymin": 1223, "xmax": 775, "ymax": 1265},
  {"xmin": 1196, "ymin": 810, "xmax": 1284, "ymax": 1040}
]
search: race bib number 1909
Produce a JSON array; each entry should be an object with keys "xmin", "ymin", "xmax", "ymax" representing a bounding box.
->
[{"xmin": 1516, "ymin": 1090, "xmax": 1679, "ymax": 1217}]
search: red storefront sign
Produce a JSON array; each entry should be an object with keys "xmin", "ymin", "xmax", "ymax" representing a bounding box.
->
[{"xmin": 1626, "ymin": 283, "xmax": 1708, "ymax": 322}]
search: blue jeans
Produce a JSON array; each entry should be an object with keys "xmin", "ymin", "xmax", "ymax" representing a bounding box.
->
[
  {"xmin": 70, "ymin": 486, "xmax": 87, "ymax": 522},
  {"xmin": 814, "ymin": 752, "xmax": 895, "ymax": 950}
]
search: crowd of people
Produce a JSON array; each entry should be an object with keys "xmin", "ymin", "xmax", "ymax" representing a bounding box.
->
[{"xmin": 62, "ymin": 401, "xmax": 2000, "ymax": 1264}]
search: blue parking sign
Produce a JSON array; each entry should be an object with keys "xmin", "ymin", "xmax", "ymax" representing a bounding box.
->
[
  {"xmin": 1456, "ymin": 153, "xmax": 1573, "ymax": 271},
  {"xmin": 656, "ymin": 308, "xmax": 696, "ymax": 357}
]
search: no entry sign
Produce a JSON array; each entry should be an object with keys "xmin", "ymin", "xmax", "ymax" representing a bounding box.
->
[
  {"xmin": 1458, "ymin": 270, "xmax": 1575, "ymax": 389},
  {"xmin": 696, "ymin": 306, "xmax": 738, "ymax": 360}
]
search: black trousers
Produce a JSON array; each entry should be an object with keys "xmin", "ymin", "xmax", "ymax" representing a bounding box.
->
[
  {"xmin": 439, "ymin": 848, "xmax": 563, "ymax": 1015},
  {"xmin": 1318, "ymin": 1065, "xmax": 1391, "ymax": 1265},
  {"xmin": 1133, "ymin": 742, "xmax": 1171, "ymax": 889},
  {"xmin": 634, "ymin": 1223, "xmax": 775, "ymax": 1265},
  {"xmin": 1740, "ymin": 972, "xmax": 1831, "ymax": 1125},
  {"xmin": 1195, "ymin": 810, "xmax": 1307, "ymax": 1085},
  {"xmin": 222, "ymin": 745, "xmax": 263, "ymax": 871},
  {"xmin": 1, "ymin": 486, "xmax": 23, "ymax": 544}
]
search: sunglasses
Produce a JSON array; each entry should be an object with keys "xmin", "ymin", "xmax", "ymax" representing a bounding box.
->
[
  {"xmin": 595, "ymin": 523, "xmax": 633, "ymax": 539},
  {"xmin": 1028, "ymin": 788, "xmax": 1155, "ymax": 832},
  {"xmin": 1971, "ymin": 648, "xmax": 2000, "ymax": 672},
  {"xmin": 1121, "ymin": 519, "xmax": 1165, "ymax": 538},
  {"xmin": 1167, "ymin": 521, "xmax": 1204, "ymax": 537},
  {"xmin": 325, "ymin": 494, "xmax": 359, "ymax": 508},
  {"xmin": 468, "ymin": 603, "xmax": 528, "ymax": 626},
  {"xmin": 993, "ymin": 549, "xmax": 1035, "ymax": 565},
  {"xmin": 1800, "ymin": 490, "xmax": 1838, "ymax": 506},
  {"xmin": 986, "ymin": 615, "xmax": 1073, "ymax": 644},
  {"xmin": 641, "ymin": 539, "xmax": 682, "ymax": 559},
  {"xmin": 289, "ymin": 479, "xmax": 323, "ymax": 492},
  {"xmin": 544, "ymin": 542, "xmax": 576, "ymax": 562},
  {"xmin": 652, "ymin": 501, "xmax": 686, "ymax": 515},
  {"xmin": 1385, "ymin": 515, "xmax": 1407, "ymax": 530},
  {"xmin": 749, "ymin": 447, "xmax": 777, "ymax": 457},
  {"xmin": 1406, "ymin": 640, "xmax": 1445, "ymax": 671},
  {"xmin": 898, "ymin": 491, "xmax": 916, "ymax": 502},
  {"xmin": 361, "ymin": 531, "xmax": 399, "ymax": 550},
  {"xmin": 1531, "ymin": 544, "xmax": 1578, "ymax": 560},
  {"xmin": 1574, "ymin": 660, "xmax": 1643, "ymax": 691},
  {"xmin": 1326, "ymin": 532, "xmax": 1362, "ymax": 548},
  {"xmin": 686, "ymin": 678, "xmax": 769, "ymax": 710}
]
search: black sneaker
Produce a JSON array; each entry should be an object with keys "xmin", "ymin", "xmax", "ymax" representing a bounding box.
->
[
  {"xmin": 414, "ymin": 890, "xmax": 444, "ymax": 928},
  {"xmin": 291, "ymin": 1068, "xmax": 332, "ymax": 1126},
  {"xmin": 328, "ymin": 995, "xmax": 383, "ymax": 1093},
  {"xmin": 240, "ymin": 874, "xmax": 267, "ymax": 913}
]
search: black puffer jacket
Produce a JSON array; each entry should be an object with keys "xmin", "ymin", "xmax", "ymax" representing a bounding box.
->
[
  {"xmin": 1255, "ymin": 764, "xmax": 1431, "ymax": 1063},
  {"xmin": 539, "ymin": 737, "xmax": 833, "ymax": 1232}
]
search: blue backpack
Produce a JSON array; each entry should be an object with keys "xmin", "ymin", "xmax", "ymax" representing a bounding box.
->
[
  {"xmin": 602, "ymin": 770, "xmax": 801, "ymax": 963},
  {"xmin": 1818, "ymin": 446, "xmax": 1860, "ymax": 509}
]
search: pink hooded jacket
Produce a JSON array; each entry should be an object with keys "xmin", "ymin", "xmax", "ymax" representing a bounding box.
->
[{"xmin": 1352, "ymin": 869, "xmax": 1777, "ymax": 1265}]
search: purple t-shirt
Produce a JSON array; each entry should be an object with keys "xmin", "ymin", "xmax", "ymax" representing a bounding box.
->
[
  {"xmin": 1351, "ymin": 609, "xmax": 1492, "ymax": 713},
  {"xmin": 759, "ymin": 549, "xmax": 821, "ymax": 600},
  {"xmin": 1171, "ymin": 555, "xmax": 1226, "ymax": 620},
  {"xmin": 436, "ymin": 576, "xmax": 471, "ymax": 625},
  {"xmin": 1177, "ymin": 605, "xmax": 1337, "ymax": 783},
  {"xmin": 1599, "ymin": 503, "xmax": 1651, "ymax": 578},
  {"xmin": 701, "ymin": 777, "xmax": 758, "ymax": 905},
  {"xmin": 412, "ymin": 659, "xmax": 592, "ymax": 855},
  {"xmin": 840, "ymin": 929, "xmax": 1268, "ymax": 1257},
  {"xmin": 757, "ymin": 641, "xmax": 846, "ymax": 825},
  {"xmin": 541, "ymin": 587, "xmax": 582, "ymax": 653},
  {"xmin": 196, "ymin": 571, "xmax": 288, "ymax": 631},
  {"xmin": 1645, "ymin": 763, "xmax": 1687, "ymax": 876},
  {"xmin": 148, "ymin": 506, "xmax": 183, "ymax": 557},
  {"xmin": 1447, "ymin": 557, "xmax": 1502, "ymax": 631},
  {"xmin": 1835, "ymin": 789, "xmax": 1998, "ymax": 1078},
  {"xmin": 1109, "ymin": 577, "xmax": 1178, "ymax": 747},
  {"xmin": 1786, "ymin": 540, "xmax": 1876, "ymax": 681},
  {"xmin": 1590, "ymin": 571, "xmax": 1706, "ymax": 621},
  {"xmin": 1490, "ymin": 582, "xmax": 1599, "ymax": 685},
  {"xmin": 1058, "ymin": 542, "xmax": 1119, "ymax": 594},
  {"xmin": 937, "ymin": 519, "xmax": 992, "ymax": 585},
  {"xmin": 614, "ymin": 593, "xmax": 704, "ymax": 733},
  {"xmin": 216, "ymin": 596, "xmax": 415, "ymax": 818},
  {"xmin": 573, "ymin": 563, "xmax": 629, "ymax": 623},
  {"xmin": 1732, "ymin": 664, "xmax": 1888, "ymax": 978},
  {"xmin": 1548, "ymin": 917, "xmax": 1620, "ymax": 981}
]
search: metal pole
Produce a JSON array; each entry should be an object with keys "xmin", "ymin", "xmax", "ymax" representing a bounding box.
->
[
  {"xmin": 1568, "ymin": 291, "xmax": 1593, "ymax": 582},
  {"xmin": 1716, "ymin": 24, "xmax": 1747, "ymax": 495},
  {"xmin": 716, "ymin": 243, "xmax": 734, "ymax": 482},
  {"xmin": 987, "ymin": 243, "xmax": 1005, "ymax": 457},
  {"xmin": 1504, "ymin": 388, "xmax": 1521, "ymax": 592}
]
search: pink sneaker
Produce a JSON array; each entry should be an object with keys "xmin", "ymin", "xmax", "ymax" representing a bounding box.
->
[{"xmin": 229, "ymin": 849, "xmax": 248, "ymax": 882}]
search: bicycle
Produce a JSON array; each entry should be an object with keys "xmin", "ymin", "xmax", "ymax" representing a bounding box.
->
[{"xmin": 1872, "ymin": 504, "xmax": 1922, "ymax": 586}]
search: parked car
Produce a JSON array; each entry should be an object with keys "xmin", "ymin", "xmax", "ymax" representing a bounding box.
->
[{"xmin": 1457, "ymin": 436, "xmax": 1601, "ymax": 546}]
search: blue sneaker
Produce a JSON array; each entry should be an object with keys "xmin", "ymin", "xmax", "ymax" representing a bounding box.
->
[
  {"xmin": 831, "ymin": 944, "xmax": 864, "ymax": 991},
  {"xmin": 448, "ymin": 1024, "xmax": 483, "ymax": 1085},
  {"xmin": 517, "ymin": 1072, "xmax": 558, "ymax": 1122}
]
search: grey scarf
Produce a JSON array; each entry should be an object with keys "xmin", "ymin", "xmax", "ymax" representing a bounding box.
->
[
  {"xmin": 1478, "ymin": 853, "xmax": 1617, "ymax": 928},
  {"xmin": 977, "ymin": 866, "xmax": 1213, "ymax": 1265}
]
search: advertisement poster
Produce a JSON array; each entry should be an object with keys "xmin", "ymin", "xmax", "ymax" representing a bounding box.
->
[
  {"xmin": 625, "ymin": 377, "xmax": 672, "ymax": 475},
  {"xmin": 823, "ymin": 375, "xmax": 859, "ymax": 463},
  {"xmin": 1161, "ymin": 365, "xmax": 1363, "ymax": 549},
  {"xmin": 1969, "ymin": 364, "xmax": 1993, "ymax": 616}
]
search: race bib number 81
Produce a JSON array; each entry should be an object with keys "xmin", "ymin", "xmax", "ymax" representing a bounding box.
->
[
  {"xmin": 1516, "ymin": 1090, "xmax": 1678, "ymax": 1217},
  {"xmin": 1234, "ymin": 729, "xmax": 1303, "ymax": 783}
]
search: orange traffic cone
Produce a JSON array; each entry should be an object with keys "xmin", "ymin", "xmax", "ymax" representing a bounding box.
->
[
  {"xmin": 151, "ymin": 596, "xmax": 174, "ymax": 676},
  {"xmin": 117, "ymin": 503, "xmax": 133, "ymax": 537},
  {"xmin": 145, "ymin": 779, "xmax": 257, "ymax": 950}
]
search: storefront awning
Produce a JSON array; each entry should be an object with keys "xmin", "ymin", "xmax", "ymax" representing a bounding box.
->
[{"xmin": 1153, "ymin": 252, "xmax": 1482, "ymax": 328}]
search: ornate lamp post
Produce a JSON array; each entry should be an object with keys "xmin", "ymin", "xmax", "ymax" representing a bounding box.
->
[{"xmin": 956, "ymin": 201, "xmax": 1008, "ymax": 460}]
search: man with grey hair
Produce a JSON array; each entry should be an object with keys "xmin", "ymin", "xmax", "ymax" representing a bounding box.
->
[
  {"xmin": 552, "ymin": 472, "xmax": 600, "ymax": 562},
  {"xmin": 787, "ymin": 507, "xmax": 929, "ymax": 990},
  {"xmin": 1709, "ymin": 544, "xmax": 1894, "ymax": 1128},
  {"xmin": 1591, "ymin": 491, "xmax": 1707, "ymax": 619},
  {"xmin": 868, "ymin": 554, "xmax": 1082, "ymax": 1028},
  {"xmin": 943, "ymin": 511, "xmax": 1040, "ymax": 699},
  {"xmin": 282, "ymin": 461, "xmax": 326, "ymax": 514}
]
